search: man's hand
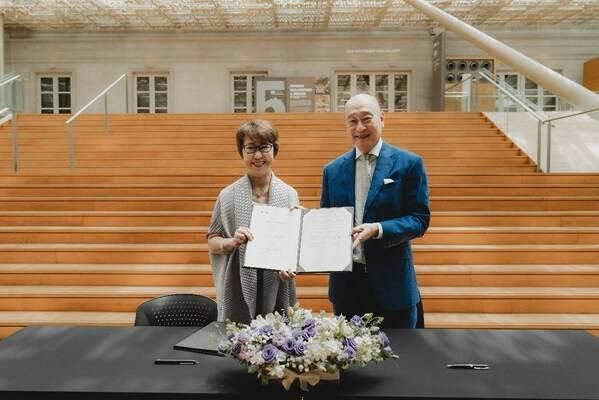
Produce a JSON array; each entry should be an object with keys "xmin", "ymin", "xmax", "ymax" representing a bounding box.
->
[{"xmin": 351, "ymin": 223, "xmax": 379, "ymax": 249}]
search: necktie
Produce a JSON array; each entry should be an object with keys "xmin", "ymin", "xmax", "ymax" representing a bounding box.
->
[{"xmin": 354, "ymin": 153, "xmax": 374, "ymax": 263}]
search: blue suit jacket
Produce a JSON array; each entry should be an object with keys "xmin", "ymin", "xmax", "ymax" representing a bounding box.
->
[{"xmin": 320, "ymin": 142, "xmax": 430, "ymax": 310}]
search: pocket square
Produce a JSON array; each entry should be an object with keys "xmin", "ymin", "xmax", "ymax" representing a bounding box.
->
[{"xmin": 383, "ymin": 178, "xmax": 395, "ymax": 185}]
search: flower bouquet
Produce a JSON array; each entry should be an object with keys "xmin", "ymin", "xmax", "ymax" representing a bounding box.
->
[{"xmin": 218, "ymin": 304, "xmax": 399, "ymax": 391}]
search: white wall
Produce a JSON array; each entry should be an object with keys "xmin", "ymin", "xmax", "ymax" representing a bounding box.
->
[
  {"xmin": 4, "ymin": 28, "xmax": 599, "ymax": 114},
  {"xmin": 6, "ymin": 31, "xmax": 433, "ymax": 114}
]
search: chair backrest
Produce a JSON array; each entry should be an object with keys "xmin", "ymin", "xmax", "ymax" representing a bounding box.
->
[{"xmin": 134, "ymin": 294, "xmax": 218, "ymax": 327}]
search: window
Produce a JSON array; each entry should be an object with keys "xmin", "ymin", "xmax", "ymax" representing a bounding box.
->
[
  {"xmin": 231, "ymin": 72, "xmax": 267, "ymax": 113},
  {"xmin": 499, "ymin": 72, "xmax": 560, "ymax": 112},
  {"xmin": 335, "ymin": 72, "xmax": 409, "ymax": 112},
  {"xmin": 39, "ymin": 75, "xmax": 71, "ymax": 114},
  {"xmin": 135, "ymin": 74, "xmax": 168, "ymax": 113}
]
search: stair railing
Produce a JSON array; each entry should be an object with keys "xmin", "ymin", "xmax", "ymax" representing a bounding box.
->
[
  {"xmin": 0, "ymin": 72, "xmax": 24, "ymax": 173},
  {"xmin": 542, "ymin": 106, "xmax": 599, "ymax": 172},
  {"xmin": 445, "ymin": 69, "xmax": 548, "ymax": 172},
  {"xmin": 65, "ymin": 74, "xmax": 128, "ymax": 170}
]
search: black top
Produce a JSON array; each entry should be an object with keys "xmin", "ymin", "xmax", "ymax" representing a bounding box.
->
[{"xmin": 0, "ymin": 326, "xmax": 599, "ymax": 400}]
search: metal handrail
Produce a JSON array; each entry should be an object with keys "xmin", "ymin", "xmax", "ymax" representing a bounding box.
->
[
  {"xmin": 1, "ymin": 72, "xmax": 23, "ymax": 173},
  {"xmin": 542, "ymin": 106, "xmax": 599, "ymax": 173},
  {"xmin": 65, "ymin": 74, "xmax": 128, "ymax": 169},
  {"xmin": 0, "ymin": 72, "xmax": 21, "ymax": 87},
  {"xmin": 477, "ymin": 69, "xmax": 546, "ymax": 121},
  {"xmin": 544, "ymin": 106, "xmax": 599, "ymax": 123}
]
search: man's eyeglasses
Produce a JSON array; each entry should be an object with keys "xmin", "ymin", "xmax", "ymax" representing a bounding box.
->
[{"xmin": 243, "ymin": 143, "xmax": 273, "ymax": 154}]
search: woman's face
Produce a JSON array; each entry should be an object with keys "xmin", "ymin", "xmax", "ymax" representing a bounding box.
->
[{"xmin": 241, "ymin": 136, "xmax": 275, "ymax": 180}]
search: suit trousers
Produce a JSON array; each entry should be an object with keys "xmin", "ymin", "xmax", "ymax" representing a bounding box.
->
[{"xmin": 333, "ymin": 265, "xmax": 418, "ymax": 329}]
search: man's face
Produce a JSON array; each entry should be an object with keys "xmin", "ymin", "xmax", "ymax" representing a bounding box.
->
[{"xmin": 345, "ymin": 97, "xmax": 384, "ymax": 154}]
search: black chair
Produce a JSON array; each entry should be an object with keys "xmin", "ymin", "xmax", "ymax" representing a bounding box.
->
[
  {"xmin": 416, "ymin": 298, "xmax": 425, "ymax": 329},
  {"xmin": 134, "ymin": 294, "xmax": 218, "ymax": 327}
]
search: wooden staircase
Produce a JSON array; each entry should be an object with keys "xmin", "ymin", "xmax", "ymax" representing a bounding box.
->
[{"xmin": 1, "ymin": 112, "xmax": 599, "ymax": 338}]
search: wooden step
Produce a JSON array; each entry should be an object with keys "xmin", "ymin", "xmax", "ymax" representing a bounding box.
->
[
  {"xmin": 416, "ymin": 264, "xmax": 599, "ymax": 287},
  {"xmin": 7, "ymin": 132, "xmax": 507, "ymax": 143},
  {"xmin": 1, "ymin": 243, "xmax": 598, "ymax": 264},
  {"xmin": 429, "ymin": 184, "xmax": 599, "ymax": 196},
  {"xmin": 0, "ymin": 226, "xmax": 208, "ymax": 243},
  {"xmin": 421, "ymin": 287, "xmax": 599, "ymax": 313},
  {"xmin": 417, "ymin": 227, "xmax": 599, "ymax": 244},
  {"xmin": 4, "ymin": 210, "xmax": 592, "ymax": 228},
  {"xmin": 3, "ymin": 135, "xmax": 511, "ymax": 146},
  {"xmin": 0, "ymin": 243, "xmax": 208, "ymax": 263},
  {"xmin": 0, "ymin": 285, "xmax": 330, "ymax": 312},
  {"xmin": 4, "ymin": 157, "xmax": 532, "ymax": 169},
  {"xmin": 432, "ymin": 196, "xmax": 599, "ymax": 211},
  {"xmin": 0, "ymin": 264, "xmax": 327, "ymax": 287},
  {"xmin": 414, "ymin": 244, "xmax": 599, "ymax": 264},
  {"xmin": 1, "ymin": 226, "xmax": 598, "ymax": 245},
  {"xmin": 432, "ymin": 211, "xmax": 599, "ymax": 227},
  {"xmin": 5, "ymin": 195, "xmax": 598, "ymax": 212},
  {"xmin": 425, "ymin": 313, "xmax": 599, "ymax": 335},
  {"xmin": 0, "ymin": 211, "xmax": 212, "ymax": 226},
  {"xmin": 5, "ymin": 182, "xmax": 597, "ymax": 197},
  {"xmin": 6, "ymin": 173, "xmax": 599, "ymax": 185},
  {"xmin": 0, "ymin": 311, "xmax": 134, "ymax": 339},
  {"xmin": 1, "ymin": 165, "xmax": 538, "ymax": 176}
]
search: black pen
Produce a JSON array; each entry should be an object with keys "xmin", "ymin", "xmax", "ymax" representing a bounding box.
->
[
  {"xmin": 154, "ymin": 359, "xmax": 199, "ymax": 365},
  {"xmin": 447, "ymin": 363, "xmax": 489, "ymax": 370}
]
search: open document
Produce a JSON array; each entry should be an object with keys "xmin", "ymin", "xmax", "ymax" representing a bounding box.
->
[{"xmin": 244, "ymin": 205, "xmax": 353, "ymax": 273}]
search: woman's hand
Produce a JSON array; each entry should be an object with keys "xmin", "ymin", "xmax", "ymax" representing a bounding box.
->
[
  {"xmin": 278, "ymin": 270, "xmax": 296, "ymax": 282},
  {"xmin": 232, "ymin": 227, "xmax": 254, "ymax": 248}
]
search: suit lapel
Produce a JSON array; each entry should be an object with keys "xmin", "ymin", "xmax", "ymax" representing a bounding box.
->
[
  {"xmin": 337, "ymin": 149, "xmax": 356, "ymax": 207},
  {"xmin": 364, "ymin": 142, "xmax": 394, "ymax": 213}
]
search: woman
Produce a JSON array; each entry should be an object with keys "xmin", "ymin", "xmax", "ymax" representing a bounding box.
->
[{"xmin": 207, "ymin": 119, "xmax": 298, "ymax": 323}]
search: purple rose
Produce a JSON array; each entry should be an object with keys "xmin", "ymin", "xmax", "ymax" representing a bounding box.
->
[
  {"xmin": 282, "ymin": 338, "xmax": 295, "ymax": 353},
  {"xmin": 344, "ymin": 345, "xmax": 356, "ymax": 360},
  {"xmin": 293, "ymin": 341, "xmax": 306, "ymax": 356},
  {"xmin": 350, "ymin": 315, "xmax": 364, "ymax": 326},
  {"xmin": 259, "ymin": 325, "xmax": 273, "ymax": 335},
  {"xmin": 292, "ymin": 328, "xmax": 309, "ymax": 341},
  {"xmin": 344, "ymin": 337, "xmax": 358, "ymax": 351},
  {"xmin": 303, "ymin": 325, "xmax": 316, "ymax": 338},
  {"xmin": 378, "ymin": 331, "xmax": 391, "ymax": 348},
  {"xmin": 302, "ymin": 319, "xmax": 316, "ymax": 330},
  {"xmin": 262, "ymin": 344, "xmax": 278, "ymax": 364},
  {"xmin": 232, "ymin": 341, "xmax": 242, "ymax": 357}
]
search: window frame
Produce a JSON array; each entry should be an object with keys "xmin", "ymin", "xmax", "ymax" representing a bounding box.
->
[
  {"xmin": 133, "ymin": 73, "xmax": 170, "ymax": 114},
  {"xmin": 231, "ymin": 71, "xmax": 268, "ymax": 113},
  {"xmin": 498, "ymin": 71, "xmax": 561, "ymax": 112},
  {"xmin": 334, "ymin": 71, "xmax": 410, "ymax": 112},
  {"xmin": 38, "ymin": 74, "xmax": 72, "ymax": 114}
]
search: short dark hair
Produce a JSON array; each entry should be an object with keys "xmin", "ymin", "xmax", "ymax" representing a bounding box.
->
[{"xmin": 236, "ymin": 119, "xmax": 279, "ymax": 157}]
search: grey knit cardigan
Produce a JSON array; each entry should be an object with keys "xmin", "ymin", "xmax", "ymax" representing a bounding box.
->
[{"xmin": 207, "ymin": 174, "xmax": 299, "ymax": 323}]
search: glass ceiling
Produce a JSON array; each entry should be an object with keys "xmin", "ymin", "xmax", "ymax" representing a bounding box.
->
[{"xmin": 0, "ymin": 0, "xmax": 598, "ymax": 32}]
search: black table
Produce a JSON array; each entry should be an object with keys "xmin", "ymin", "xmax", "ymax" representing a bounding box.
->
[{"xmin": 1, "ymin": 326, "xmax": 599, "ymax": 399}]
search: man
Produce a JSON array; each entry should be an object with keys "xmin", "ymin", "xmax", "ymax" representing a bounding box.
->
[{"xmin": 320, "ymin": 94, "xmax": 430, "ymax": 328}]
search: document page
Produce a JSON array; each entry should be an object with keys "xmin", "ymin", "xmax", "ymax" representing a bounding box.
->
[
  {"xmin": 298, "ymin": 207, "xmax": 353, "ymax": 272},
  {"xmin": 244, "ymin": 205, "xmax": 301, "ymax": 271}
]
